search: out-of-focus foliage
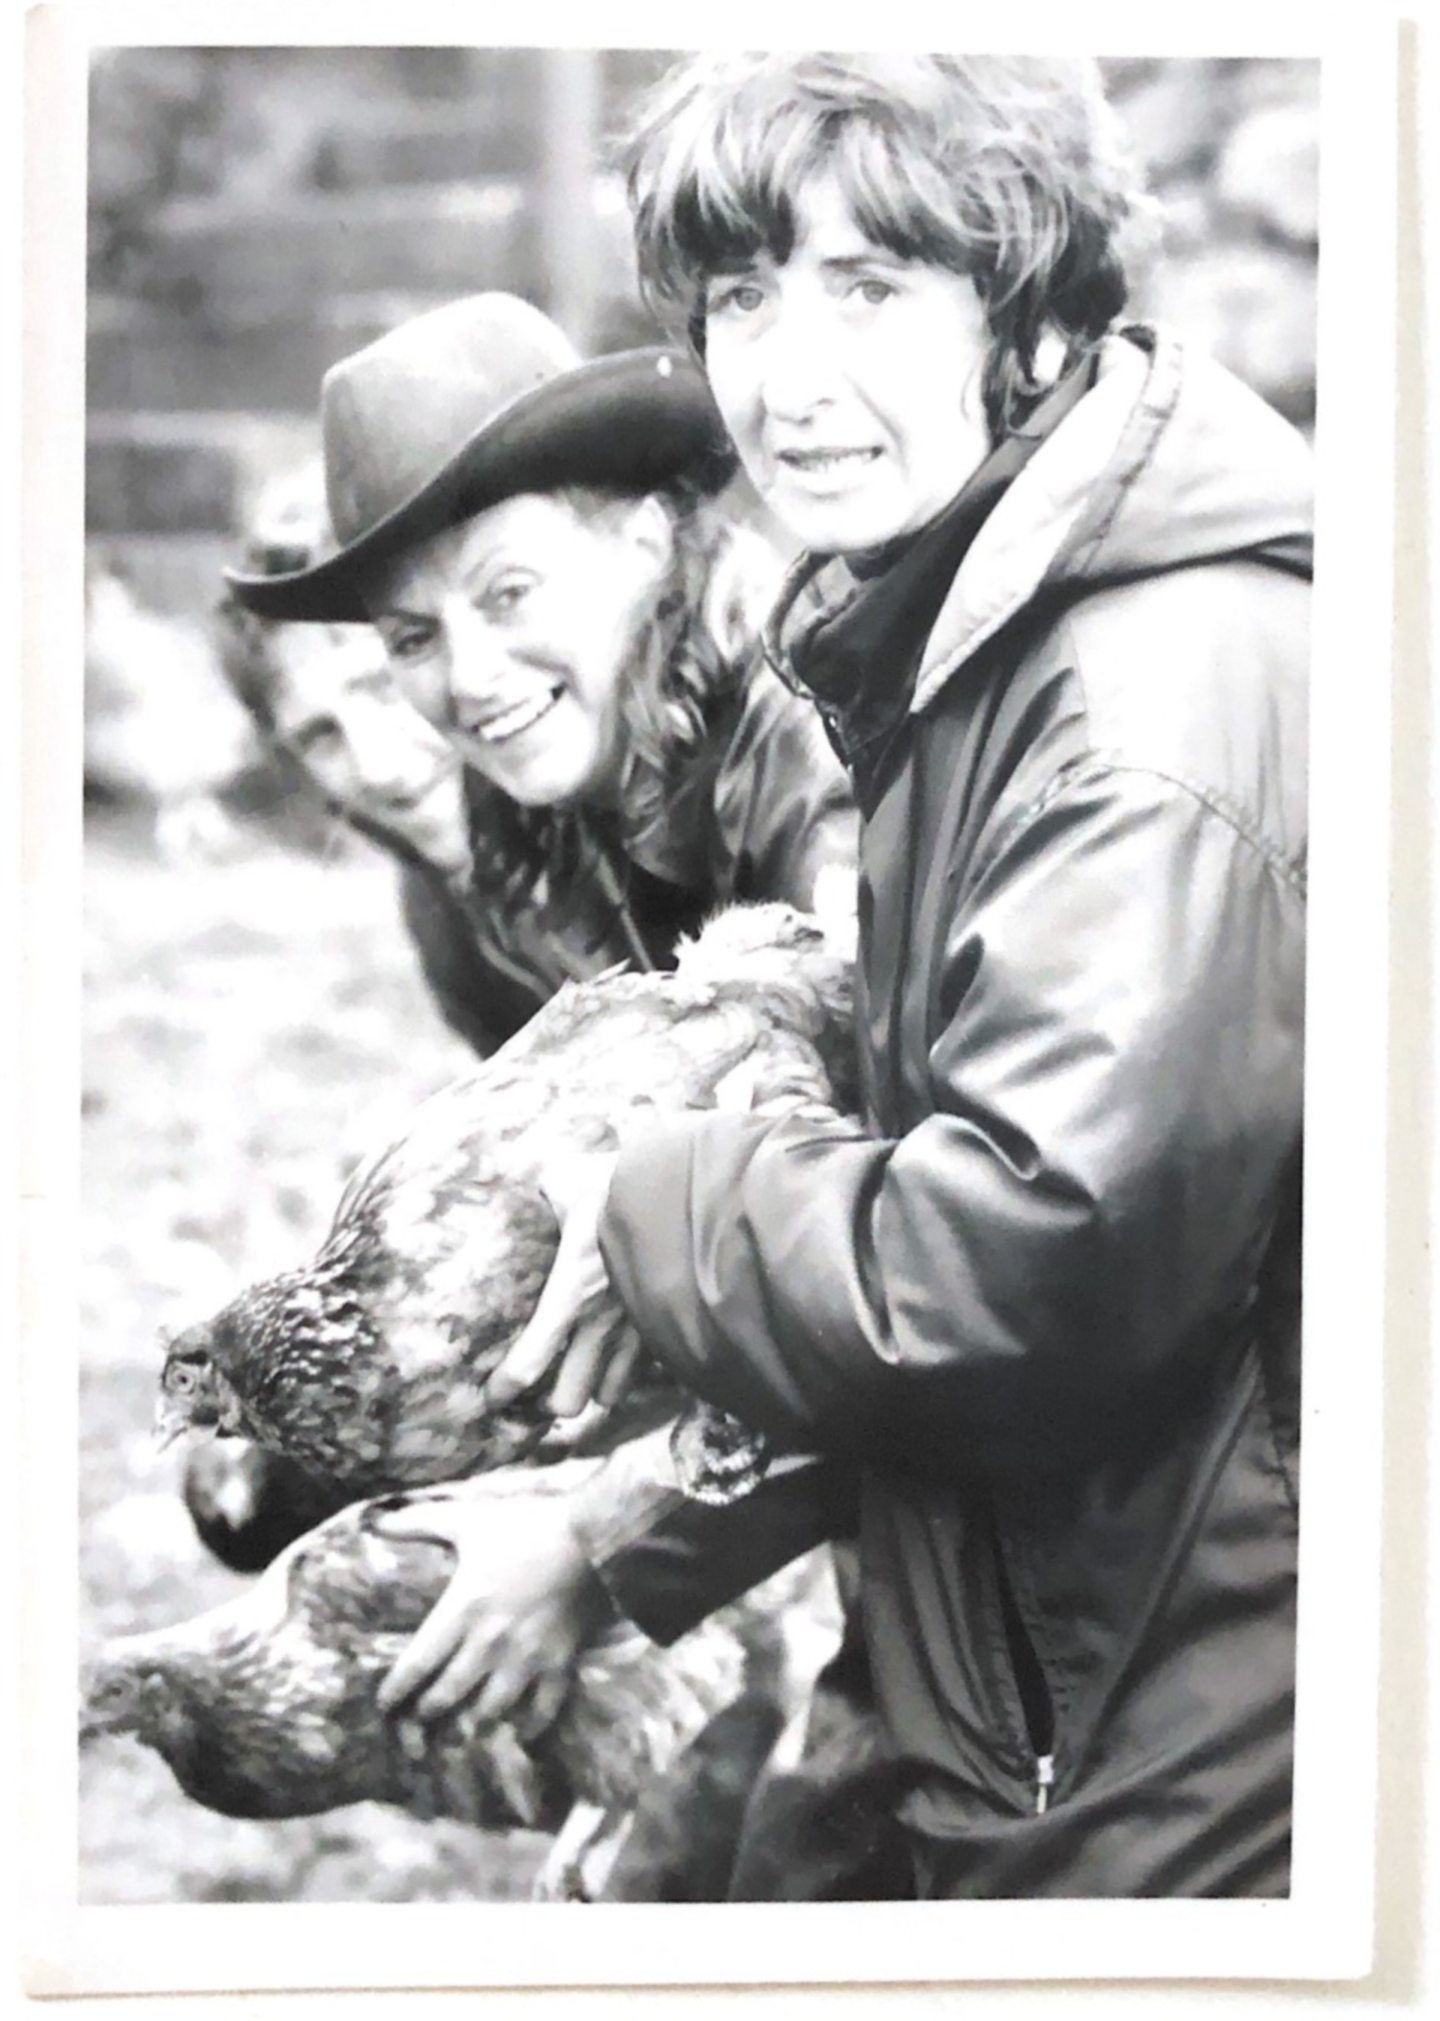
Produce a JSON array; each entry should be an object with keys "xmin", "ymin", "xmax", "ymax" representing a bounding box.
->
[
  {"xmin": 84, "ymin": 48, "xmax": 1317, "ymax": 609},
  {"xmin": 86, "ymin": 49, "xmax": 1317, "ymax": 404}
]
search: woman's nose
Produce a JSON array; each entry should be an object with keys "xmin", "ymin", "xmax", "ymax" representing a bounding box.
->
[
  {"xmin": 443, "ymin": 603, "xmax": 511, "ymax": 719},
  {"xmin": 754, "ymin": 301, "xmax": 838, "ymax": 424}
]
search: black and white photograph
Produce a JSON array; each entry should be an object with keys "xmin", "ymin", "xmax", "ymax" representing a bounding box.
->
[{"xmin": 18, "ymin": 5, "xmax": 1403, "ymax": 1998}]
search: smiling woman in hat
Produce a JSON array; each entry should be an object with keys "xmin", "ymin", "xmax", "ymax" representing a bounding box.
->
[
  {"xmin": 217, "ymin": 466, "xmax": 548, "ymax": 1063},
  {"xmin": 227, "ymin": 293, "xmax": 856, "ymax": 1039},
  {"xmin": 216, "ymin": 295, "xmax": 860, "ymax": 1897}
]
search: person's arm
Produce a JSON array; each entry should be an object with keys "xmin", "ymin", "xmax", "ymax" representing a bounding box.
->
[
  {"xmin": 567, "ymin": 1426, "xmax": 856, "ymax": 1647},
  {"xmin": 371, "ymin": 1423, "xmax": 854, "ymax": 1723},
  {"xmin": 598, "ymin": 760, "xmax": 1305, "ymax": 1480}
]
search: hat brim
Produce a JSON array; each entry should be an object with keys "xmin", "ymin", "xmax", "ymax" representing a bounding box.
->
[{"xmin": 224, "ymin": 348, "xmax": 734, "ymax": 624}]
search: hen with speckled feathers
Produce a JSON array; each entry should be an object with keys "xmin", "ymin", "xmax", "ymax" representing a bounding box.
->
[
  {"xmin": 156, "ymin": 904, "xmax": 856, "ymax": 1495},
  {"xmin": 81, "ymin": 1463, "xmax": 797, "ymax": 1833}
]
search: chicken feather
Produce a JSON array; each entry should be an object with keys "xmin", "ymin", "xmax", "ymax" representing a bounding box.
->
[
  {"xmin": 156, "ymin": 903, "xmax": 856, "ymax": 1496},
  {"xmin": 80, "ymin": 1465, "xmax": 813, "ymax": 1834}
]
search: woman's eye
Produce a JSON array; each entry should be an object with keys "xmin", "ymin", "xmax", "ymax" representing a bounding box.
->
[
  {"xmin": 708, "ymin": 280, "xmax": 766, "ymax": 318},
  {"xmin": 385, "ymin": 623, "xmax": 436, "ymax": 661},
  {"xmin": 485, "ymin": 576, "xmax": 535, "ymax": 619},
  {"xmin": 852, "ymin": 278, "xmax": 895, "ymax": 306}
]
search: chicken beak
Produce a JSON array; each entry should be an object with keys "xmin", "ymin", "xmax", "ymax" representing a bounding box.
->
[{"xmin": 152, "ymin": 1399, "xmax": 191, "ymax": 1452}]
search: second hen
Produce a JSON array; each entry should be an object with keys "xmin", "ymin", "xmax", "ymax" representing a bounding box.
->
[
  {"xmin": 157, "ymin": 902, "xmax": 856, "ymax": 1495},
  {"xmin": 81, "ymin": 1464, "xmax": 829, "ymax": 1845}
]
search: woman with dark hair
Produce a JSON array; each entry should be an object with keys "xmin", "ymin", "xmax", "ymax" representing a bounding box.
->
[{"xmin": 481, "ymin": 53, "xmax": 1310, "ymax": 1900}]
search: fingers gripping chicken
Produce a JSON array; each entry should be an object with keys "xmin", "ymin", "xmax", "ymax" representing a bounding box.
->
[
  {"xmin": 155, "ymin": 903, "xmax": 857, "ymax": 1496},
  {"xmin": 80, "ymin": 1465, "xmax": 795, "ymax": 1838}
]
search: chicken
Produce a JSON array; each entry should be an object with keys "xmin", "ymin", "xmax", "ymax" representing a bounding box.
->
[
  {"xmin": 155, "ymin": 902, "xmax": 857, "ymax": 1496},
  {"xmin": 80, "ymin": 1464, "xmax": 822, "ymax": 1846},
  {"xmin": 181, "ymin": 1441, "xmax": 357, "ymax": 1575}
]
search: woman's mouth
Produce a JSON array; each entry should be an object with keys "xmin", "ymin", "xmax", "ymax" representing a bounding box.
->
[
  {"xmin": 775, "ymin": 446, "xmax": 883, "ymax": 492},
  {"xmin": 466, "ymin": 684, "xmax": 565, "ymax": 746},
  {"xmin": 778, "ymin": 447, "xmax": 881, "ymax": 472}
]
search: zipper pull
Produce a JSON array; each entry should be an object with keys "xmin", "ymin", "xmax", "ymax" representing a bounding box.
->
[{"xmin": 1034, "ymin": 1753, "xmax": 1055, "ymax": 1816}]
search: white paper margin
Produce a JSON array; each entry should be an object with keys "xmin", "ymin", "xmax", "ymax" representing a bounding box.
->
[{"xmin": 16, "ymin": 0, "xmax": 1401, "ymax": 1999}]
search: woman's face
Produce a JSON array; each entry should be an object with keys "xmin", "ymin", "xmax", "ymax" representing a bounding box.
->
[
  {"xmin": 702, "ymin": 174, "xmax": 993, "ymax": 556},
  {"xmin": 264, "ymin": 624, "xmax": 470, "ymax": 876},
  {"xmin": 367, "ymin": 493, "xmax": 670, "ymax": 811}
]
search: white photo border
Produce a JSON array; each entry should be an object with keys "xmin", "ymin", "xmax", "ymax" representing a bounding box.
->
[{"xmin": 20, "ymin": 0, "xmax": 1397, "ymax": 1995}]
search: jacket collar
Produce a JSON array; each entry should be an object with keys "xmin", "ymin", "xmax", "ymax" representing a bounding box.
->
[
  {"xmin": 762, "ymin": 361, "xmax": 1098, "ymax": 722},
  {"xmin": 764, "ymin": 323, "xmax": 1314, "ymax": 730},
  {"xmin": 621, "ymin": 740, "xmax": 729, "ymax": 889},
  {"xmin": 909, "ymin": 326, "xmax": 1164, "ymax": 711},
  {"xmin": 764, "ymin": 364, "xmax": 1098, "ymax": 782},
  {"xmin": 910, "ymin": 323, "xmax": 1314, "ymax": 713}
]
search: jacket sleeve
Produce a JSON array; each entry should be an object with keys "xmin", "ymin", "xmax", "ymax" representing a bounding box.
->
[
  {"xmin": 598, "ymin": 763, "xmax": 1306, "ymax": 1479},
  {"xmin": 712, "ymin": 665, "xmax": 858, "ymax": 913},
  {"xmin": 567, "ymin": 1429, "xmax": 857, "ymax": 1646},
  {"xmin": 558, "ymin": 671, "xmax": 861, "ymax": 1636}
]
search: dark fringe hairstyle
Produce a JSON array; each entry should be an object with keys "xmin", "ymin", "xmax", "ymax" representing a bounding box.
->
[{"xmin": 622, "ymin": 53, "xmax": 1157, "ymax": 445}]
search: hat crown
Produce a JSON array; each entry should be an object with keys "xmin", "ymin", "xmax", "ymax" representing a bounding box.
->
[{"xmin": 320, "ymin": 294, "xmax": 582, "ymax": 545}]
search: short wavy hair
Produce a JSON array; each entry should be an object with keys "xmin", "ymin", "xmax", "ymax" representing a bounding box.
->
[{"xmin": 623, "ymin": 53, "xmax": 1156, "ymax": 443}]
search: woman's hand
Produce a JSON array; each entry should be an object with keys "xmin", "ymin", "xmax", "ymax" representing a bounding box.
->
[
  {"xmin": 483, "ymin": 1149, "xmax": 644, "ymax": 1421},
  {"xmin": 372, "ymin": 1488, "xmax": 615, "ymax": 1729}
]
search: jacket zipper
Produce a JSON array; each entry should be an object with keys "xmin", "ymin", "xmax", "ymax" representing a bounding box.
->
[
  {"xmin": 1034, "ymin": 1752, "xmax": 1056, "ymax": 1816},
  {"xmin": 991, "ymin": 1519, "xmax": 1058, "ymax": 1815}
]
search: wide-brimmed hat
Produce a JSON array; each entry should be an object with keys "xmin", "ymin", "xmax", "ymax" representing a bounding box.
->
[{"xmin": 224, "ymin": 293, "xmax": 733, "ymax": 623}]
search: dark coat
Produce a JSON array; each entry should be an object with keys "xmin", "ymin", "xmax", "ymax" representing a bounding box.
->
[
  {"xmin": 398, "ymin": 661, "xmax": 856, "ymax": 1055},
  {"xmin": 593, "ymin": 327, "xmax": 1311, "ymax": 1897}
]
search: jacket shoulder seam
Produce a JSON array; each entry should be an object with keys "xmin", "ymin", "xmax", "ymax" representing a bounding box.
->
[{"xmin": 973, "ymin": 753, "xmax": 1307, "ymax": 900}]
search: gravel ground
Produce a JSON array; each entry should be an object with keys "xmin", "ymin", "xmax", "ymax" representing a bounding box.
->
[{"xmin": 78, "ymin": 800, "xmax": 549, "ymax": 1902}]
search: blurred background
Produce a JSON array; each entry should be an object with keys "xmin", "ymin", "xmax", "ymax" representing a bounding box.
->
[
  {"xmin": 79, "ymin": 50, "xmax": 1319, "ymax": 1906},
  {"xmin": 86, "ymin": 50, "xmax": 1318, "ymax": 638}
]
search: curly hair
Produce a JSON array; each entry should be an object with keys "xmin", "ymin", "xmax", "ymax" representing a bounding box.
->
[
  {"xmin": 622, "ymin": 53, "xmax": 1157, "ymax": 444},
  {"xmin": 463, "ymin": 482, "xmax": 779, "ymax": 917},
  {"xmin": 215, "ymin": 468, "xmax": 782, "ymax": 927}
]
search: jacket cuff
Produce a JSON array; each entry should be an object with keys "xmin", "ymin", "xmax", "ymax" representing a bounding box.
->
[
  {"xmin": 567, "ymin": 1426, "xmax": 697, "ymax": 1646},
  {"xmin": 570, "ymin": 1423, "xmax": 858, "ymax": 1648}
]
